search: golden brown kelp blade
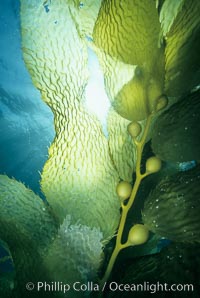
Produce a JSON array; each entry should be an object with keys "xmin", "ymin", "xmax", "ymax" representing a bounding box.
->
[
  {"xmin": 20, "ymin": 0, "xmax": 120, "ymax": 239},
  {"xmin": 107, "ymin": 243, "xmax": 200, "ymax": 297},
  {"xmin": 106, "ymin": 108, "xmax": 139, "ymax": 182},
  {"xmin": 93, "ymin": 0, "xmax": 165, "ymax": 121},
  {"xmin": 93, "ymin": 0, "xmax": 161, "ymax": 67},
  {"xmin": 151, "ymin": 89, "xmax": 200, "ymax": 162},
  {"xmin": 142, "ymin": 165, "xmax": 200, "ymax": 243}
]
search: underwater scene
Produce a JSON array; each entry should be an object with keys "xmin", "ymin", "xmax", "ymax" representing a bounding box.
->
[{"xmin": 0, "ymin": 0, "xmax": 200, "ymax": 297}]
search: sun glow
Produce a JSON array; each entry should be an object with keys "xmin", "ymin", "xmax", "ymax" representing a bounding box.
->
[{"xmin": 84, "ymin": 47, "xmax": 111, "ymax": 138}]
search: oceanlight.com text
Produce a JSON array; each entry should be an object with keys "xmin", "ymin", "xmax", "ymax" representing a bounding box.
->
[{"xmin": 26, "ymin": 281, "xmax": 194, "ymax": 294}]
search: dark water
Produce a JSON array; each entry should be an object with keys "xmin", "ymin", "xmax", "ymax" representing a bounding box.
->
[{"xmin": 0, "ymin": 0, "xmax": 55, "ymax": 197}]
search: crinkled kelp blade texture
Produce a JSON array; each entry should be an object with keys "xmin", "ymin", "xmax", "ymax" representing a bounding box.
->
[
  {"xmin": 44, "ymin": 216, "xmax": 103, "ymax": 289},
  {"xmin": 65, "ymin": 0, "xmax": 102, "ymax": 40},
  {"xmin": 20, "ymin": 0, "xmax": 120, "ymax": 239},
  {"xmin": 69, "ymin": 0, "xmax": 139, "ymax": 185},
  {"xmin": 0, "ymin": 175, "xmax": 104, "ymax": 298},
  {"xmin": 85, "ymin": 50, "xmax": 142, "ymax": 180},
  {"xmin": 94, "ymin": 0, "xmax": 160, "ymax": 67},
  {"xmin": 151, "ymin": 89, "xmax": 200, "ymax": 162},
  {"xmin": 93, "ymin": 0, "xmax": 165, "ymax": 121},
  {"xmin": 0, "ymin": 175, "xmax": 58, "ymax": 297},
  {"xmin": 106, "ymin": 108, "xmax": 137, "ymax": 182},
  {"xmin": 142, "ymin": 165, "xmax": 200, "ymax": 243},
  {"xmin": 163, "ymin": 0, "xmax": 200, "ymax": 96}
]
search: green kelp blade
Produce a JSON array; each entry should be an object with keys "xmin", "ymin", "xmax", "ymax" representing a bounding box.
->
[
  {"xmin": 142, "ymin": 165, "xmax": 200, "ymax": 243},
  {"xmin": 164, "ymin": 0, "xmax": 200, "ymax": 96},
  {"xmin": 0, "ymin": 175, "xmax": 58, "ymax": 296},
  {"xmin": 151, "ymin": 89, "xmax": 200, "ymax": 162}
]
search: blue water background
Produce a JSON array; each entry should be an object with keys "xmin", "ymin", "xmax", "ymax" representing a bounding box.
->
[{"xmin": 0, "ymin": 0, "xmax": 55, "ymax": 197}]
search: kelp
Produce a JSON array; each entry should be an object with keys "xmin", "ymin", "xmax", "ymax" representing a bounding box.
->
[
  {"xmin": 143, "ymin": 165, "xmax": 200, "ymax": 242},
  {"xmin": 151, "ymin": 89, "xmax": 200, "ymax": 162}
]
